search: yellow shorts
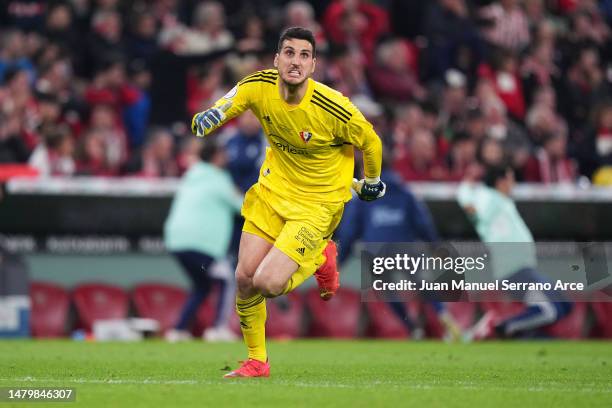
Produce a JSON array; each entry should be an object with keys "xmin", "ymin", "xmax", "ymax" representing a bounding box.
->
[{"xmin": 241, "ymin": 183, "xmax": 344, "ymax": 271}]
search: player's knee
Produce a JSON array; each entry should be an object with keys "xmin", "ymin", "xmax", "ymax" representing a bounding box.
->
[
  {"xmin": 258, "ymin": 284, "xmax": 285, "ymax": 298},
  {"xmin": 235, "ymin": 263, "xmax": 255, "ymax": 295},
  {"xmin": 235, "ymin": 266, "xmax": 251, "ymax": 285},
  {"xmin": 252, "ymin": 273, "xmax": 285, "ymax": 298}
]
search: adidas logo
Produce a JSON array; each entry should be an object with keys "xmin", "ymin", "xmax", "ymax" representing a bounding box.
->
[{"xmin": 296, "ymin": 247, "xmax": 305, "ymax": 256}]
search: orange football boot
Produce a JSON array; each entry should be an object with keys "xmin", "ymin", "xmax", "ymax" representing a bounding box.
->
[
  {"xmin": 224, "ymin": 359, "xmax": 270, "ymax": 378},
  {"xmin": 314, "ymin": 240, "xmax": 339, "ymax": 301}
]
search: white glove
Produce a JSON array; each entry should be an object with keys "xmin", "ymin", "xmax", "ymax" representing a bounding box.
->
[{"xmin": 191, "ymin": 102, "xmax": 232, "ymax": 137}]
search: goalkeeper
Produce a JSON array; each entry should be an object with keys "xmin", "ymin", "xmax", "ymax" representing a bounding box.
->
[{"xmin": 192, "ymin": 27, "xmax": 385, "ymax": 378}]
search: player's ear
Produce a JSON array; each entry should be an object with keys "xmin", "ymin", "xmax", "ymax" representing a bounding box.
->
[
  {"xmin": 273, "ymin": 53, "xmax": 279, "ymax": 68},
  {"xmin": 311, "ymin": 57, "xmax": 316, "ymax": 75}
]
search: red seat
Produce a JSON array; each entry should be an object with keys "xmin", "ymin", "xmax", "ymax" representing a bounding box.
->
[
  {"xmin": 590, "ymin": 302, "xmax": 612, "ymax": 338},
  {"xmin": 306, "ymin": 287, "xmax": 361, "ymax": 338},
  {"xmin": 265, "ymin": 292, "xmax": 305, "ymax": 339},
  {"xmin": 364, "ymin": 300, "xmax": 410, "ymax": 339},
  {"xmin": 132, "ymin": 284, "xmax": 188, "ymax": 333},
  {"xmin": 424, "ymin": 302, "xmax": 477, "ymax": 339},
  {"xmin": 73, "ymin": 283, "xmax": 129, "ymax": 331},
  {"xmin": 30, "ymin": 282, "xmax": 69, "ymax": 338},
  {"xmin": 546, "ymin": 302, "xmax": 586, "ymax": 339}
]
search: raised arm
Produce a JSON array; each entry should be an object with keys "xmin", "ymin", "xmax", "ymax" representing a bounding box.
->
[{"xmin": 191, "ymin": 76, "xmax": 258, "ymax": 137}]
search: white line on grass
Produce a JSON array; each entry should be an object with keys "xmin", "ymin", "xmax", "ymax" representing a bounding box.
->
[
  {"xmin": 1, "ymin": 377, "xmax": 198, "ymax": 385},
  {"xmin": 1, "ymin": 377, "xmax": 610, "ymax": 394}
]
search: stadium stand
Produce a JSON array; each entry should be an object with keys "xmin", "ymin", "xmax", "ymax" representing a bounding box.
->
[
  {"xmin": 546, "ymin": 302, "xmax": 587, "ymax": 339},
  {"xmin": 30, "ymin": 281, "xmax": 69, "ymax": 338},
  {"xmin": 72, "ymin": 283, "xmax": 129, "ymax": 332},
  {"xmin": 265, "ymin": 292, "xmax": 306, "ymax": 339},
  {"xmin": 306, "ymin": 287, "xmax": 361, "ymax": 338},
  {"xmin": 132, "ymin": 283, "xmax": 187, "ymax": 333},
  {"xmin": 590, "ymin": 301, "xmax": 612, "ymax": 338},
  {"xmin": 0, "ymin": 0, "xmax": 610, "ymax": 185},
  {"xmin": 364, "ymin": 300, "xmax": 412, "ymax": 339}
]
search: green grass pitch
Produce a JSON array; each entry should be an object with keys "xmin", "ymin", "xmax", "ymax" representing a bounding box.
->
[{"xmin": 1, "ymin": 340, "xmax": 611, "ymax": 407}]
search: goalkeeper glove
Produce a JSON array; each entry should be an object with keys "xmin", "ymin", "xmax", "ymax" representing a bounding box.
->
[
  {"xmin": 191, "ymin": 103, "xmax": 230, "ymax": 136},
  {"xmin": 352, "ymin": 177, "xmax": 386, "ymax": 201}
]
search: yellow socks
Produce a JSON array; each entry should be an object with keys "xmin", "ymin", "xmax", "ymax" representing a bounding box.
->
[
  {"xmin": 235, "ymin": 249, "xmax": 328, "ymax": 362},
  {"xmin": 236, "ymin": 294, "xmax": 267, "ymax": 362}
]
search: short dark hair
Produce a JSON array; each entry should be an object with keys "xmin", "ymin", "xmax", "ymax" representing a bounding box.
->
[
  {"xmin": 199, "ymin": 136, "xmax": 220, "ymax": 162},
  {"xmin": 43, "ymin": 125, "xmax": 72, "ymax": 150},
  {"xmin": 277, "ymin": 27, "xmax": 316, "ymax": 56},
  {"xmin": 484, "ymin": 165, "xmax": 512, "ymax": 188}
]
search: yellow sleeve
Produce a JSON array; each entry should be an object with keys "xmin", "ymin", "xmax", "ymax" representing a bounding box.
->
[
  {"xmin": 340, "ymin": 102, "xmax": 383, "ymax": 180},
  {"xmin": 192, "ymin": 78, "xmax": 259, "ymax": 136}
]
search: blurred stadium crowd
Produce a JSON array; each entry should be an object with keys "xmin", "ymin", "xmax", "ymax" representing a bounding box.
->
[{"xmin": 0, "ymin": 0, "xmax": 612, "ymax": 184}]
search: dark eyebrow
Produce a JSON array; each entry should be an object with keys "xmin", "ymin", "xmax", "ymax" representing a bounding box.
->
[{"xmin": 283, "ymin": 45, "xmax": 312, "ymax": 54}]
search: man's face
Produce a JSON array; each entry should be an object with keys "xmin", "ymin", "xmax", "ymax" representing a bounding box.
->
[{"xmin": 274, "ymin": 38, "xmax": 316, "ymax": 87}]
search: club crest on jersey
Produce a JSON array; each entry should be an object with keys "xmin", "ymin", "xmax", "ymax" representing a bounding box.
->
[{"xmin": 299, "ymin": 130, "xmax": 313, "ymax": 143}]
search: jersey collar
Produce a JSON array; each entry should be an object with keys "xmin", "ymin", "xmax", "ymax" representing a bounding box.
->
[{"xmin": 275, "ymin": 77, "xmax": 314, "ymax": 111}]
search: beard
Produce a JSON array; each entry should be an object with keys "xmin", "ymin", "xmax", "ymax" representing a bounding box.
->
[{"xmin": 279, "ymin": 72, "xmax": 308, "ymax": 89}]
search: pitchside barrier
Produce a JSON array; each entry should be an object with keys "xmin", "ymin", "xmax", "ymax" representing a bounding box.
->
[
  {"xmin": 2, "ymin": 178, "xmax": 612, "ymax": 241},
  {"xmin": 1, "ymin": 178, "xmax": 612, "ymax": 291},
  {"xmin": 0, "ymin": 247, "xmax": 30, "ymax": 338}
]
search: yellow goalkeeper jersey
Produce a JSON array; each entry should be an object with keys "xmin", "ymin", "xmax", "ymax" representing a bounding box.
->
[{"xmin": 203, "ymin": 69, "xmax": 382, "ymax": 203}]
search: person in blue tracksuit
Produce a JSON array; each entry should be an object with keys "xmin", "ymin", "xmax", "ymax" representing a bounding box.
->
[
  {"xmin": 224, "ymin": 111, "xmax": 266, "ymax": 194},
  {"xmin": 336, "ymin": 168, "xmax": 459, "ymax": 339}
]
